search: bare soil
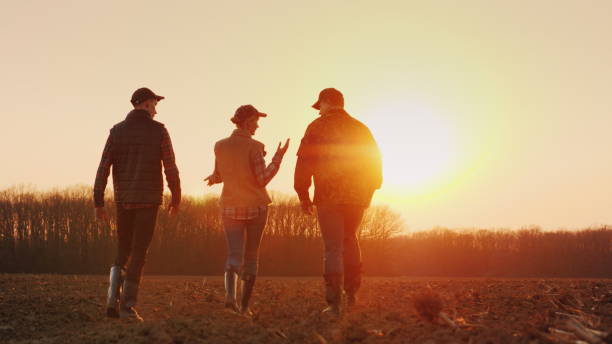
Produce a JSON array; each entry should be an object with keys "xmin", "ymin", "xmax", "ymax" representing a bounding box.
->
[{"xmin": 1, "ymin": 275, "xmax": 612, "ymax": 343}]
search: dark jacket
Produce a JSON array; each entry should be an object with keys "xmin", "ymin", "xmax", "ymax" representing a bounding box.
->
[
  {"xmin": 93, "ymin": 109, "xmax": 181, "ymax": 206},
  {"xmin": 294, "ymin": 109, "xmax": 382, "ymax": 207}
]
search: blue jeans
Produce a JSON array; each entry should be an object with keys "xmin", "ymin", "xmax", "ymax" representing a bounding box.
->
[
  {"xmin": 317, "ymin": 205, "xmax": 365, "ymax": 293},
  {"xmin": 222, "ymin": 210, "xmax": 268, "ymax": 276}
]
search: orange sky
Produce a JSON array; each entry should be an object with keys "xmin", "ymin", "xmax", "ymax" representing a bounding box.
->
[{"xmin": 2, "ymin": 1, "xmax": 612, "ymax": 231}]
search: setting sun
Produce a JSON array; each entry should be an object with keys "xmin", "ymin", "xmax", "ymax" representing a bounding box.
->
[
  {"xmin": 367, "ymin": 100, "xmax": 458, "ymax": 196},
  {"xmin": 3, "ymin": 1, "xmax": 612, "ymax": 342}
]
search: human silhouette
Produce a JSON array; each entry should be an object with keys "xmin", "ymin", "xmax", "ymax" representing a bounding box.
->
[
  {"xmin": 205, "ymin": 104, "xmax": 289, "ymax": 315},
  {"xmin": 94, "ymin": 87, "xmax": 181, "ymax": 321},
  {"xmin": 294, "ymin": 88, "xmax": 382, "ymax": 316}
]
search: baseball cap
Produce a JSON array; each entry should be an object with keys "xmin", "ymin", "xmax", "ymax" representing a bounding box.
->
[
  {"xmin": 131, "ymin": 87, "xmax": 165, "ymax": 106},
  {"xmin": 231, "ymin": 105, "xmax": 268, "ymax": 124},
  {"xmin": 312, "ymin": 88, "xmax": 344, "ymax": 110}
]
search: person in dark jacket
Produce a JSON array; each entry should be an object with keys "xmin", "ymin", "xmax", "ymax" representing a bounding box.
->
[
  {"xmin": 94, "ymin": 87, "xmax": 181, "ymax": 321},
  {"xmin": 205, "ymin": 105, "xmax": 289, "ymax": 316},
  {"xmin": 294, "ymin": 88, "xmax": 382, "ymax": 316}
]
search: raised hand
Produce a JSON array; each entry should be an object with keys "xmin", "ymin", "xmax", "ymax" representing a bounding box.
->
[{"xmin": 275, "ymin": 138, "xmax": 290, "ymax": 157}]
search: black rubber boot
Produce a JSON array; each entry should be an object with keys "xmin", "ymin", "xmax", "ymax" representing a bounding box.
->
[
  {"xmin": 240, "ymin": 274, "xmax": 256, "ymax": 317},
  {"xmin": 120, "ymin": 280, "xmax": 143, "ymax": 322},
  {"xmin": 344, "ymin": 264, "xmax": 362, "ymax": 310},
  {"xmin": 224, "ymin": 268, "xmax": 239, "ymax": 312},
  {"xmin": 106, "ymin": 266, "xmax": 123, "ymax": 318},
  {"xmin": 322, "ymin": 273, "xmax": 343, "ymax": 316}
]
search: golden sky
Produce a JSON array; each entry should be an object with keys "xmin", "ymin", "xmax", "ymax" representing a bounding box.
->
[{"xmin": 2, "ymin": 1, "xmax": 612, "ymax": 230}]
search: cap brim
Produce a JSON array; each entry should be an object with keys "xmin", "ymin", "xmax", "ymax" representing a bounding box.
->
[
  {"xmin": 258, "ymin": 112, "xmax": 267, "ymax": 117},
  {"xmin": 312, "ymin": 101, "xmax": 320, "ymax": 110},
  {"xmin": 155, "ymin": 95, "xmax": 165, "ymax": 101}
]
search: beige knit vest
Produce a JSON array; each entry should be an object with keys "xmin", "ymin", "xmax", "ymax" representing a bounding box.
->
[{"xmin": 215, "ymin": 130, "xmax": 272, "ymax": 207}]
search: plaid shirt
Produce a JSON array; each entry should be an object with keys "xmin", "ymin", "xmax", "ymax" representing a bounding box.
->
[
  {"xmin": 94, "ymin": 125, "xmax": 181, "ymax": 208},
  {"xmin": 209, "ymin": 147, "xmax": 283, "ymax": 220},
  {"xmin": 221, "ymin": 205, "xmax": 268, "ymax": 220},
  {"xmin": 295, "ymin": 109, "xmax": 382, "ymax": 206}
]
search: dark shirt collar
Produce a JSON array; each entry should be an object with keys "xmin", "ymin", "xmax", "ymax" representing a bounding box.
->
[
  {"xmin": 231, "ymin": 128, "xmax": 252, "ymax": 138},
  {"xmin": 126, "ymin": 109, "xmax": 152, "ymax": 120}
]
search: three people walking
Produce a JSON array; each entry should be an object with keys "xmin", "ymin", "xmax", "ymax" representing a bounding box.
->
[{"xmin": 94, "ymin": 87, "xmax": 380, "ymax": 320}]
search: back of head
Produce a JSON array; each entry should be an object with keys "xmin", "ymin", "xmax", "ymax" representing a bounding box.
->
[
  {"xmin": 312, "ymin": 88, "xmax": 344, "ymax": 110},
  {"xmin": 230, "ymin": 105, "xmax": 267, "ymax": 126}
]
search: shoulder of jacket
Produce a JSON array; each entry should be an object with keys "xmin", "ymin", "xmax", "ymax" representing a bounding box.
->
[
  {"xmin": 250, "ymin": 139, "xmax": 265, "ymax": 149},
  {"xmin": 110, "ymin": 120, "xmax": 124, "ymax": 132},
  {"xmin": 215, "ymin": 135, "xmax": 235, "ymax": 147},
  {"xmin": 215, "ymin": 137, "xmax": 228, "ymax": 146},
  {"xmin": 342, "ymin": 114, "xmax": 369, "ymax": 131},
  {"xmin": 151, "ymin": 119, "xmax": 166, "ymax": 129},
  {"xmin": 305, "ymin": 117, "xmax": 325, "ymax": 133},
  {"xmin": 309, "ymin": 116, "xmax": 325, "ymax": 126}
]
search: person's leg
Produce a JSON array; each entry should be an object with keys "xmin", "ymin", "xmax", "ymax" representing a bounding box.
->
[
  {"xmin": 242, "ymin": 209, "xmax": 267, "ymax": 277},
  {"xmin": 124, "ymin": 206, "xmax": 159, "ymax": 284},
  {"xmin": 316, "ymin": 205, "xmax": 344, "ymax": 314},
  {"xmin": 121, "ymin": 206, "xmax": 158, "ymax": 321},
  {"xmin": 114, "ymin": 204, "xmax": 135, "ymax": 270},
  {"xmin": 223, "ymin": 216, "xmax": 247, "ymax": 271},
  {"xmin": 240, "ymin": 210, "xmax": 268, "ymax": 314},
  {"xmin": 107, "ymin": 205, "xmax": 134, "ymax": 317},
  {"xmin": 342, "ymin": 206, "xmax": 366, "ymax": 307},
  {"xmin": 317, "ymin": 205, "xmax": 345, "ymax": 276},
  {"xmin": 222, "ymin": 216, "xmax": 246, "ymax": 310}
]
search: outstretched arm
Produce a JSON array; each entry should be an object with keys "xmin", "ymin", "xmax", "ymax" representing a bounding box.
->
[{"xmin": 204, "ymin": 160, "xmax": 223, "ymax": 186}]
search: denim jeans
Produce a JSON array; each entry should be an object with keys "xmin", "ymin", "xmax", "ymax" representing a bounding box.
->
[
  {"xmin": 317, "ymin": 205, "xmax": 365, "ymax": 291},
  {"xmin": 222, "ymin": 210, "xmax": 268, "ymax": 276},
  {"xmin": 114, "ymin": 205, "xmax": 159, "ymax": 283}
]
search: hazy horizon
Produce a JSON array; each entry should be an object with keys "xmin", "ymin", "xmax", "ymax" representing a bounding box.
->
[{"xmin": 2, "ymin": 1, "xmax": 612, "ymax": 231}]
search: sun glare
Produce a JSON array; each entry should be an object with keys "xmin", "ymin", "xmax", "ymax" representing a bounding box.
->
[{"xmin": 367, "ymin": 101, "xmax": 458, "ymax": 197}]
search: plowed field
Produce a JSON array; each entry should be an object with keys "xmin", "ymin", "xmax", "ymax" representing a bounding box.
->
[{"xmin": 1, "ymin": 275, "xmax": 612, "ymax": 343}]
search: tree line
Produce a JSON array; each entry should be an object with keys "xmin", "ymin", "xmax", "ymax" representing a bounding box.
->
[{"xmin": 1, "ymin": 187, "xmax": 610, "ymax": 277}]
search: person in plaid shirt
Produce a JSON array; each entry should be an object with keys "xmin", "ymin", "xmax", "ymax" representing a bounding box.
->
[
  {"xmin": 295, "ymin": 88, "xmax": 382, "ymax": 316},
  {"xmin": 205, "ymin": 104, "xmax": 289, "ymax": 315},
  {"xmin": 94, "ymin": 87, "xmax": 181, "ymax": 322}
]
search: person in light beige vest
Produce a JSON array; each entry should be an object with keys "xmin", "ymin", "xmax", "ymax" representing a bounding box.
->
[{"xmin": 205, "ymin": 104, "xmax": 289, "ymax": 315}]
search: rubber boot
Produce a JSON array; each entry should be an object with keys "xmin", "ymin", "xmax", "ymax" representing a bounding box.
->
[
  {"xmin": 120, "ymin": 280, "xmax": 143, "ymax": 322},
  {"xmin": 224, "ymin": 269, "xmax": 239, "ymax": 312},
  {"xmin": 322, "ymin": 273, "xmax": 342, "ymax": 316},
  {"xmin": 344, "ymin": 264, "xmax": 362, "ymax": 310},
  {"xmin": 240, "ymin": 274, "xmax": 256, "ymax": 317},
  {"xmin": 106, "ymin": 266, "xmax": 123, "ymax": 318}
]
